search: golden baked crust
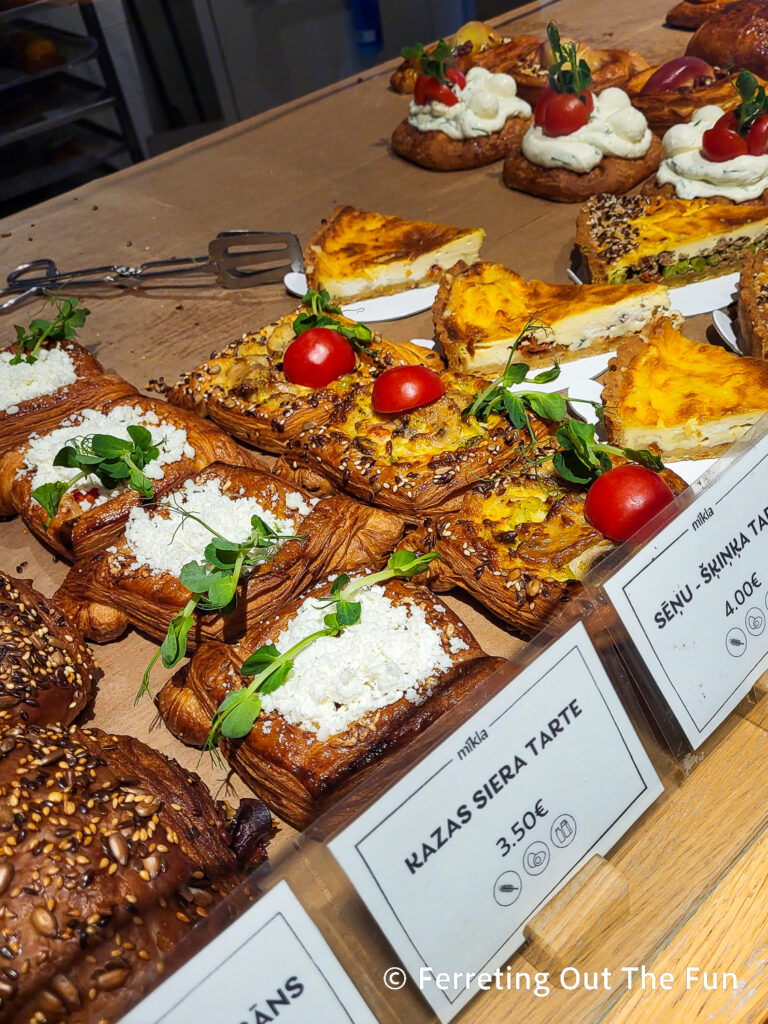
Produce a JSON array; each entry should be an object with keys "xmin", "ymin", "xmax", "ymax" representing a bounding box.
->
[
  {"xmin": 0, "ymin": 571, "xmax": 99, "ymax": 728},
  {"xmin": 506, "ymin": 40, "xmax": 648, "ymax": 105},
  {"xmin": 642, "ymin": 178, "xmax": 768, "ymax": 206},
  {"xmin": 389, "ymin": 26, "xmax": 522, "ymax": 93},
  {"xmin": 0, "ymin": 396, "xmax": 266, "ymax": 562},
  {"xmin": 433, "ymin": 260, "xmax": 670, "ymax": 372},
  {"xmin": 157, "ymin": 578, "xmax": 503, "ymax": 830},
  {"xmin": 167, "ymin": 308, "xmax": 442, "ymax": 453},
  {"xmin": 737, "ymin": 247, "xmax": 768, "ymax": 357},
  {"xmin": 54, "ymin": 461, "xmax": 405, "ymax": 648},
  {"xmin": 626, "ymin": 66, "xmax": 762, "ymax": 135},
  {"xmin": 667, "ymin": 0, "xmax": 735, "ymax": 29},
  {"xmin": 274, "ymin": 370, "xmax": 549, "ymax": 520},
  {"xmin": 0, "ymin": 340, "xmax": 137, "ymax": 458},
  {"xmin": 391, "ymin": 114, "xmax": 530, "ymax": 171},
  {"xmin": 602, "ymin": 317, "xmax": 768, "ymax": 457},
  {"xmin": 576, "ymin": 192, "xmax": 768, "ymax": 283},
  {"xmin": 686, "ymin": 1, "xmax": 768, "ymax": 80},
  {"xmin": 303, "ymin": 205, "xmax": 485, "ymax": 303},
  {"xmin": 0, "ymin": 722, "xmax": 264, "ymax": 1024},
  {"xmin": 503, "ymin": 133, "xmax": 663, "ymax": 203}
]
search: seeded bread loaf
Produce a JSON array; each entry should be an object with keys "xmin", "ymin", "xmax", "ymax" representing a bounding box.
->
[
  {"xmin": 0, "ymin": 571, "xmax": 98, "ymax": 728},
  {"xmin": 0, "ymin": 722, "xmax": 271, "ymax": 1024},
  {"xmin": 738, "ymin": 248, "xmax": 768, "ymax": 358}
]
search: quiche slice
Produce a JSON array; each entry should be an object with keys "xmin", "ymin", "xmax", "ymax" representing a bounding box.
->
[
  {"xmin": 737, "ymin": 248, "xmax": 768, "ymax": 359},
  {"xmin": 303, "ymin": 205, "xmax": 485, "ymax": 303},
  {"xmin": 576, "ymin": 193, "xmax": 768, "ymax": 285},
  {"xmin": 433, "ymin": 261, "xmax": 671, "ymax": 373},
  {"xmin": 602, "ymin": 317, "xmax": 768, "ymax": 459}
]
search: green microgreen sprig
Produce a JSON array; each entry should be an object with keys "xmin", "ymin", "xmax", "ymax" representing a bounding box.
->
[
  {"xmin": 545, "ymin": 22, "xmax": 592, "ymax": 96},
  {"xmin": 202, "ymin": 549, "xmax": 439, "ymax": 753},
  {"xmin": 31, "ymin": 425, "xmax": 162, "ymax": 526},
  {"xmin": 733, "ymin": 69, "xmax": 768, "ymax": 134},
  {"xmin": 292, "ymin": 288, "xmax": 373, "ymax": 354},
  {"xmin": 9, "ymin": 294, "xmax": 90, "ymax": 366},
  {"xmin": 401, "ymin": 39, "xmax": 453, "ymax": 82},
  {"xmin": 137, "ymin": 509, "xmax": 304, "ymax": 702}
]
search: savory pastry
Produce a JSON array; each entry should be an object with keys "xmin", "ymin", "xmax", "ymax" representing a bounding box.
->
[
  {"xmin": 602, "ymin": 317, "xmax": 768, "ymax": 458},
  {"xmin": 576, "ymin": 192, "xmax": 768, "ymax": 284},
  {"xmin": 0, "ymin": 570, "xmax": 98, "ymax": 728},
  {"xmin": 167, "ymin": 305, "xmax": 441, "ymax": 453},
  {"xmin": 0, "ymin": 721, "xmax": 270, "ymax": 1024},
  {"xmin": 503, "ymin": 25, "xmax": 661, "ymax": 203},
  {"xmin": 433, "ymin": 261, "xmax": 671, "ymax": 373},
  {"xmin": 303, "ymin": 205, "xmax": 485, "ymax": 303},
  {"xmin": 54, "ymin": 461, "xmax": 405, "ymax": 647},
  {"xmin": 0, "ymin": 338, "xmax": 137, "ymax": 459},
  {"xmin": 626, "ymin": 58, "xmax": 756, "ymax": 135},
  {"xmin": 687, "ymin": 2, "xmax": 768, "ymax": 82},
  {"xmin": 158, "ymin": 576, "xmax": 503, "ymax": 829},
  {"xmin": 0, "ymin": 396, "xmax": 263, "ymax": 561},
  {"xmin": 275, "ymin": 368, "xmax": 548, "ymax": 519},
  {"xmin": 391, "ymin": 63, "xmax": 531, "ymax": 171},
  {"xmin": 737, "ymin": 247, "xmax": 768, "ymax": 357},
  {"xmin": 667, "ymin": 0, "xmax": 735, "ymax": 29},
  {"xmin": 390, "ymin": 22, "xmax": 524, "ymax": 93}
]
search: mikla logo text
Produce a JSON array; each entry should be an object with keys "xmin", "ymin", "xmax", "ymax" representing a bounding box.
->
[{"xmin": 241, "ymin": 978, "xmax": 305, "ymax": 1024}]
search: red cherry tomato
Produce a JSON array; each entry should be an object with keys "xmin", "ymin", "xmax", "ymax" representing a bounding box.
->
[
  {"xmin": 445, "ymin": 67, "xmax": 466, "ymax": 90},
  {"xmin": 534, "ymin": 89, "xmax": 593, "ymax": 137},
  {"xmin": 584, "ymin": 465, "xmax": 676, "ymax": 543},
  {"xmin": 371, "ymin": 365, "xmax": 445, "ymax": 415},
  {"xmin": 701, "ymin": 124, "xmax": 748, "ymax": 162},
  {"xmin": 715, "ymin": 110, "xmax": 738, "ymax": 131},
  {"xmin": 748, "ymin": 112, "xmax": 768, "ymax": 155},
  {"xmin": 413, "ymin": 74, "xmax": 459, "ymax": 106},
  {"xmin": 283, "ymin": 328, "xmax": 356, "ymax": 388},
  {"xmin": 640, "ymin": 56, "xmax": 714, "ymax": 94}
]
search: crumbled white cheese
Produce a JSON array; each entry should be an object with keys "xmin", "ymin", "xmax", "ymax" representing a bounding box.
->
[
  {"xmin": 284, "ymin": 490, "xmax": 317, "ymax": 517},
  {"xmin": 123, "ymin": 476, "xmax": 298, "ymax": 577},
  {"xmin": 448, "ymin": 636, "xmax": 469, "ymax": 654},
  {"xmin": 0, "ymin": 346, "xmax": 78, "ymax": 413},
  {"xmin": 260, "ymin": 585, "xmax": 454, "ymax": 741},
  {"xmin": 23, "ymin": 404, "xmax": 195, "ymax": 508}
]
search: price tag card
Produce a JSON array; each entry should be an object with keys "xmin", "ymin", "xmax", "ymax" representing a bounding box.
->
[
  {"xmin": 604, "ymin": 431, "xmax": 768, "ymax": 748},
  {"xmin": 121, "ymin": 880, "xmax": 377, "ymax": 1024},
  {"xmin": 330, "ymin": 623, "xmax": 662, "ymax": 1022}
]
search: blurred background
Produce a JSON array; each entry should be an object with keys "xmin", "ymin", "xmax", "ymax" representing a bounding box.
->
[{"xmin": 0, "ymin": 0, "xmax": 525, "ymax": 217}]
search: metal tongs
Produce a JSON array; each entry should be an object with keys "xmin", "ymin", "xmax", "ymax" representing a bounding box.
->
[{"xmin": 0, "ymin": 230, "xmax": 303, "ymax": 313}]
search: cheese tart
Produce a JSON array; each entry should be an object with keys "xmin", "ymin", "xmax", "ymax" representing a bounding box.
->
[
  {"xmin": 738, "ymin": 247, "xmax": 768, "ymax": 357},
  {"xmin": 168, "ymin": 307, "xmax": 441, "ymax": 453},
  {"xmin": 602, "ymin": 317, "xmax": 768, "ymax": 458},
  {"xmin": 0, "ymin": 396, "xmax": 264, "ymax": 561},
  {"xmin": 433, "ymin": 261, "xmax": 671, "ymax": 374},
  {"xmin": 303, "ymin": 205, "xmax": 485, "ymax": 303},
  {"xmin": 54, "ymin": 462, "xmax": 405, "ymax": 648},
  {"xmin": 274, "ymin": 370, "xmax": 548, "ymax": 520},
  {"xmin": 576, "ymin": 192, "xmax": 768, "ymax": 284},
  {"xmin": 158, "ymin": 576, "xmax": 503, "ymax": 829}
]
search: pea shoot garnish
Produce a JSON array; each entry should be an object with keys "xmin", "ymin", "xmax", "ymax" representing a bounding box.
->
[
  {"xmin": 10, "ymin": 294, "xmax": 90, "ymax": 366},
  {"xmin": 137, "ymin": 508, "xmax": 303, "ymax": 702},
  {"xmin": 292, "ymin": 288, "xmax": 373, "ymax": 353},
  {"xmin": 202, "ymin": 549, "xmax": 439, "ymax": 753}
]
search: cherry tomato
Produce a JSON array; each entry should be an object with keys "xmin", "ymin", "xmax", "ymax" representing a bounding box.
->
[
  {"xmin": 701, "ymin": 124, "xmax": 748, "ymax": 162},
  {"xmin": 282, "ymin": 328, "xmax": 356, "ymax": 388},
  {"xmin": 445, "ymin": 67, "xmax": 466, "ymax": 90},
  {"xmin": 413, "ymin": 74, "xmax": 459, "ymax": 106},
  {"xmin": 748, "ymin": 112, "xmax": 768, "ymax": 155},
  {"xmin": 584, "ymin": 465, "xmax": 675, "ymax": 543},
  {"xmin": 534, "ymin": 88, "xmax": 593, "ymax": 136},
  {"xmin": 371, "ymin": 365, "xmax": 445, "ymax": 415},
  {"xmin": 640, "ymin": 56, "xmax": 714, "ymax": 94},
  {"xmin": 715, "ymin": 110, "xmax": 738, "ymax": 131}
]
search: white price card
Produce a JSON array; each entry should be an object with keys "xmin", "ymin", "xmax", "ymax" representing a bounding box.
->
[
  {"xmin": 330, "ymin": 623, "xmax": 662, "ymax": 1022},
  {"xmin": 120, "ymin": 880, "xmax": 377, "ymax": 1024},
  {"xmin": 604, "ymin": 430, "xmax": 768, "ymax": 748}
]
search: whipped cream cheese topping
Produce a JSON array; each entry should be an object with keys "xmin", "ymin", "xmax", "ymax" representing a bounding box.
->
[
  {"xmin": 521, "ymin": 88, "xmax": 652, "ymax": 172},
  {"xmin": 657, "ymin": 105, "xmax": 768, "ymax": 201},
  {"xmin": 408, "ymin": 66, "xmax": 531, "ymax": 140},
  {"xmin": 0, "ymin": 345, "xmax": 78, "ymax": 414}
]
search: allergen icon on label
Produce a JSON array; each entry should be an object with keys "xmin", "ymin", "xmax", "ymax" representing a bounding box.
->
[
  {"xmin": 493, "ymin": 871, "xmax": 523, "ymax": 907},
  {"xmin": 523, "ymin": 841, "xmax": 550, "ymax": 876},
  {"xmin": 550, "ymin": 813, "xmax": 577, "ymax": 849},
  {"xmin": 746, "ymin": 608, "xmax": 765, "ymax": 636},
  {"xmin": 726, "ymin": 627, "xmax": 747, "ymax": 657}
]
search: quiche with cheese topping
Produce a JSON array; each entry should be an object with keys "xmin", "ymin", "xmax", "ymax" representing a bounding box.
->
[
  {"xmin": 275, "ymin": 370, "xmax": 549, "ymax": 520},
  {"xmin": 434, "ymin": 261, "xmax": 671, "ymax": 373},
  {"xmin": 577, "ymin": 193, "xmax": 768, "ymax": 285},
  {"xmin": 168, "ymin": 307, "xmax": 441, "ymax": 453},
  {"xmin": 304, "ymin": 205, "xmax": 485, "ymax": 303},
  {"xmin": 603, "ymin": 317, "xmax": 768, "ymax": 458}
]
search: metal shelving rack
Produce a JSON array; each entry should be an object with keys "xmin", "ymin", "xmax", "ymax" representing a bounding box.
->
[{"xmin": 0, "ymin": 0, "xmax": 142, "ymax": 213}]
